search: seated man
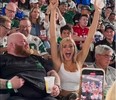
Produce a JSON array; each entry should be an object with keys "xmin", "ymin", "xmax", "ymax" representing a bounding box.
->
[
  {"xmin": 19, "ymin": 17, "xmax": 49, "ymax": 57},
  {"xmin": 88, "ymin": 45, "xmax": 116, "ymax": 96},
  {"xmin": 0, "ymin": 32, "xmax": 60, "ymax": 100}
]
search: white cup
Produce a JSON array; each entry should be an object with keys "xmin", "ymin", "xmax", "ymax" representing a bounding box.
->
[
  {"xmin": 91, "ymin": 0, "xmax": 105, "ymax": 9},
  {"xmin": 44, "ymin": 76, "xmax": 55, "ymax": 93},
  {"xmin": 40, "ymin": 30, "xmax": 46, "ymax": 37}
]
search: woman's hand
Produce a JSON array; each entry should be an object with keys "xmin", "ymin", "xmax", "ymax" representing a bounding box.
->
[
  {"xmin": 49, "ymin": 0, "xmax": 59, "ymax": 11},
  {"xmin": 51, "ymin": 84, "xmax": 60, "ymax": 97}
]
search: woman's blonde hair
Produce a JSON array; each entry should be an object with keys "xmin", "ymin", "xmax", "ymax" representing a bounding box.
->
[
  {"xmin": 59, "ymin": 37, "xmax": 77, "ymax": 63},
  {"xmin": 29, "ymin": 7, "xmax": 40, "ymax": 24},
  {"xmin": 106, "ymin": 81, "xmax": 116, "ymax": 100}
]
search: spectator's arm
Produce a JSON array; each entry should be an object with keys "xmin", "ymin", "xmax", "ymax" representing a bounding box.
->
[
  {"xmin": 0, "ymin": 78, "xmax": 7, "ymax": 89},
  {"xmin": 0, "ymin": 76, "xmax": 24, "ymax": 89}
]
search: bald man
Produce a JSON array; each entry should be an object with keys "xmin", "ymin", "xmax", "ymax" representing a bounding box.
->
[
  {"xmin": 11, "ymin": 0, "xmax": 25, "ymax": 5},
  {"xmin": 7, "ymin": 32, "xmax": 31, "ymax": 57},
  {"xmin": 0, "ymin": 33, "xmax": 60, "ymax": 100}
]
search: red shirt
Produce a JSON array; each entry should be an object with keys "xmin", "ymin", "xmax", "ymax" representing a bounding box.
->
[{"xmin": 73, "ymin": 24, "xmax": 89, "ymax": 46}]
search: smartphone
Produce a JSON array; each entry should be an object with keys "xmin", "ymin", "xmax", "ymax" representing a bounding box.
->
[{"xmin": 79, "ymin": 68, "xmax": 105, "ymax": 100}]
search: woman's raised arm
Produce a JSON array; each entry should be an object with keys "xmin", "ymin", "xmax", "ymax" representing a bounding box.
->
[{"xmin": 77, "ymin": 1, "xmax": 102, "ymax": 67}]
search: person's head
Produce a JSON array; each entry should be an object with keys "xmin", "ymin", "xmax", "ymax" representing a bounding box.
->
[
  {"xmin": 60, "ymin": 25, "xmax": 72, "ymax": 39},
  {"xmin": 108, "ymin": 12, "xmax": 116, "ymax": 22},
  {"xmin": 5, "ymin": 2, "xmax": 17, "ymax": 20},
  {"xmin": 104, "ymin": 25, "xmax": 114, "ymax": 41},
  {"xmin": 59, "ymin": 37, "xmax": 77, "ymax": 62},
  {"xmin": 29, "ymin": 0, "xmax": 39, "ymax": 8},
  {"xmin": 78, "ymin": 14, "xmax": 89, "ymax": 27},
  {"xmin": 29, "ymin": 7, "xmax": 40, "ymax": 23},
  {"xmin": 0, "ymin": 16, "xmax": 11, "ymax": 37},
  {"xmin": 106, "ymin": 81, "xmax": 116, "ymax": 100},
  {"xmin": 11, "ymin": 0, "xmax": 25, "ymax": 5},
  {"xmin": 95, "ymin": 45, "xmax": 114, "ymax": 69},
  {"xmin": 81, "ymin": 5, "xmax": 91, "ymax": 15},
  {"xmin": 7, "ymin": 32, "xmax": 30, "ymax": 57},
  {"xmin": 19, "ymin": 17, "xmax": 32, "ymax": 37},
  {"xmin": 104, "ymin": 7, "xmax": 112, "ymax": 17},
  {"xmin": 58, "ymin": 2, "xmax": 68, "ymax": 15},
  {"xmin": 38, "ymin": 0, "xmax": 46, "ymax": 7},
  {"xmin": 97, "ymin": 19, "xmax": 105, "ymax": 32}
]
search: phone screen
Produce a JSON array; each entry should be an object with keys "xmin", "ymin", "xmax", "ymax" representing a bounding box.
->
[{"xmin": 80, "ymin": 68, "xmax": 104, "ymax": 100}]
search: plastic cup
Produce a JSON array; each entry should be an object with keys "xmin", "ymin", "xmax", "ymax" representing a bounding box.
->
[
  {"xmin": 91, "ymin": 0, "xmax": 105, "ymax": 9},
  {"xmin": 44, "ymin": 76, "xmax": 55, "ymax": 93},
  {"xmin": 40, "ymin": 30, "xmax": 46, "ymax": 37},
  {"xmin": 96, "ymin": 0, "xmax": 105, "ymax": 9}
]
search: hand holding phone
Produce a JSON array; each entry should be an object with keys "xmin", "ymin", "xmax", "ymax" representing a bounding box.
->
[{"xmin": 79, "ymin": 68, "xmax": 105, "ymax": 100}]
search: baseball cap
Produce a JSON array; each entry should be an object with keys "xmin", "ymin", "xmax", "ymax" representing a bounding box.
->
[
  {"xmin": 81, "ymin": 5, "xmax": 91, "ymax": 11},
  {"xmin": 30, "ymin": 0, "xmax": 38, "ymax": 3},
  {"xmin": 105, "ymin": 25, "xmax": 114, "ymax": 31}
]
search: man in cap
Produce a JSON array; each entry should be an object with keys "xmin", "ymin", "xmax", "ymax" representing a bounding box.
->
[
  {"xmin": 29, "ymin": 0, "xmax": 39, "ymax": 8},
  {"xmin": 58, "ymin": 2, "xmax": 74, "ymax": 26},
  {"xmin": 81, "ymin": 5, "xmax": 91, "ymax": 14}
]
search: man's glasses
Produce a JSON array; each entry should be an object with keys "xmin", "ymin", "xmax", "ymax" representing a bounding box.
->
[
  {"xmin": 6, "ymin": 8, "xmax": 16, "ymax": 14},
  {"xmin": 19, "ymin": 25, "xmax": 31, "ymax": 29},
  {"xmin": 99, "ymin": 54, "xmax": 113, "ymax": 60}
]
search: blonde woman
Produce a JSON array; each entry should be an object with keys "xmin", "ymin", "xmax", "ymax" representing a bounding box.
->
[
  {"xmin": 106, "ymin": 81, "xmax": 116, "ymax": 100},
  {"xmin": 49, "ymin": 0, "xmax": 101, "ymax": 99}
]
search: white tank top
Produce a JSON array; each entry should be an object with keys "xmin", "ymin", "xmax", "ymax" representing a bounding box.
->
[{"xmin": 58, "ymin": 63, "xmax": 81, "ymax": 91}]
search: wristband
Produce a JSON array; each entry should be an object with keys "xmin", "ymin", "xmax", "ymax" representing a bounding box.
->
[{"xmin": 6, "ymin": 80, "xmax": 12, "ymax": 89}]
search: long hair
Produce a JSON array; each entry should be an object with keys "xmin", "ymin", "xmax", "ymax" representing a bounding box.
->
[
  {"xmin": 59, "ymin": 37, "xmax": 77, "ymax": 63},
  {"xmin": 29, "ymin": 7, "xmax": 41, "ymax": 24}
]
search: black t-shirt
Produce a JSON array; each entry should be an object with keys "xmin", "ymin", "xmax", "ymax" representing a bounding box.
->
[{"xmin": 0, "ymin": 53, "xmax": 53, "ymax": 99}]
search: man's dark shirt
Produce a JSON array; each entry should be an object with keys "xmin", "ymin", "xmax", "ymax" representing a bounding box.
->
[
  {"xmin": 0, "ymin": 53, "xmax": 53, "ymax": 99},
  {"xmin": 94, "ymin": 39, "xmax": 115, "ymax": 50}
]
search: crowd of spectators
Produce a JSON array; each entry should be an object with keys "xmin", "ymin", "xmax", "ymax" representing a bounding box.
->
[{"xmin": 0, "ymin": 0, "xmax": 115, "ymax": 100}]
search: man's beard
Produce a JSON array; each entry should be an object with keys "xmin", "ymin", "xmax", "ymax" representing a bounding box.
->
[{"xmin": 14, "ymin": 44, "xmax": 31, "ymax": 57}]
